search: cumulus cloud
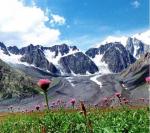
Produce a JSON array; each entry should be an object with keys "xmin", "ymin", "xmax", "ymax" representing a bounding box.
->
[
  {"xmin": 131, "ymin": 0, "xmax": 140, "ymax": 8},
  {"xmin": 50, "ymin": 13, "xmax": 66, "ymax": 26},
  {"xmin": 0, "ymin": 0, "xmax": 61, "ymax": 47}
]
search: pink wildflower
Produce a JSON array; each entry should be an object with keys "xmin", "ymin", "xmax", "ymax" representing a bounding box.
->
[{"xmin": 37, "ymin": 79, "xmax": 51, "ymax": 92}]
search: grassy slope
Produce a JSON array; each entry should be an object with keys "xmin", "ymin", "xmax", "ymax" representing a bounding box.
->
[{"xmin": 0, "ymin": 59, "xmax": 38, "ymax": 100}]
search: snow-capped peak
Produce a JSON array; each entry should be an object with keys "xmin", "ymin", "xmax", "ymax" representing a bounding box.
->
[
  {"xmin": 96, "ymin": 29, "xmax": 150, "ymax": 47},
  {"xmin": 0, "ymin": 49, "xmax": 28, "ymax": 66},
  {"xmin": 97, "ymin": 36, "xmax": 128, "ymax": 47},
  {"xmin": 133, "ymin": 30, "xmax": 150, "ymax": 45},
  {"xmin": 44, "ymin": 46, "xmax": 79, "ymax": 66}
]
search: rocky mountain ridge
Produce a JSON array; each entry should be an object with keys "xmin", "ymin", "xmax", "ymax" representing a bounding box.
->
[{"xmin": 0, "ymin": 37, "xmax": 149, "ymax": 75}]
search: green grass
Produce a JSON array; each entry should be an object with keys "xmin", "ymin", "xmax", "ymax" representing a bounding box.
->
[{"xmin": 0, "ymin": 107, "xmax": 149, "ymax": 133}]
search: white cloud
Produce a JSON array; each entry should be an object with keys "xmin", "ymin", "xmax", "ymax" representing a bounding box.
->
[
  {"xmin": 133, "ymin": 30, "xmax": 150, "ymax": 45},
  {"xmin": 95, "ymin": 29, "xmax": 150, "ymax": 47},
  {"xmin": 0, "ymin": 0, "xmax": 61, "ymax": 47},
  {"xmin": 131, "ymin": 0, "xmax": 140, "ymax": 8},
  {"xmin": 50, "ymin": 13, "xmax": 66, "ymax": 26},
  {"xmin": 97, "ymin": 36, "xmax": 128, "ymax": 46}
]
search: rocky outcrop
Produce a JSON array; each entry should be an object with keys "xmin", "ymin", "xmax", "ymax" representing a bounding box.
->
[
  {"xmin": 59, "ymin": 52, "xmax": 99, "ymax": 74},
  {"xmin": 0, "ymin": 59, "xmax": 38, "ymax": 100},
  {"xmin": 86, "ymin": 42, "xmax": 136, "ymax": 73},
  {"xmin": 8, "ymin": 46, "xmax": 20, "ymax": 55},
  {"xmin": 0, "ymin": 42, "xmax": 10, "ymax": 55},
  {"xmin": 102, "ymin": 43, "xmax": 136, "ymax": 73},
  {"xmin": 119, "ymin": 52, "xmax": 150, "ymax": 91},
  {"xmin": 126, "ymin": 37, "xmax": 146, "ymax": 58},
  {"xmin": 42, "ymin": 44, "xmax": 78, "ymax": 57},
  {"xmin": 20, "ymin": 48, "xmax": 59, "ymax": 74}
]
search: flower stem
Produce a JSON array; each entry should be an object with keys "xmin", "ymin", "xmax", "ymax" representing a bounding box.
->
[{"xmin": 44, "ymin": 91, "xmax": 49, "ymax": 110}]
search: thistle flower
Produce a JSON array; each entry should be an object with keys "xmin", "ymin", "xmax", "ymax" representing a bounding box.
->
[
  {"xmin": 145, "ymin": 77, "xmax": 150, "ymax": 84},
  {"xmin": 139, "ymin": 98, "xmax": 144, "ymax": 102},
  {"xmin": 35, "ymin": 105, "xmax": 40, "ymax": 111},
  {"xmin": 38, "ymin": 79, "xmax": 51, "ymax": 92},
  {"xmin": 122, "ymin": 97, "xmax": 126, "ymax": 101},
  {"xmin": 37, "ymin": 79, "xmax": 52, "ymax": 110},
  {"xmin": 124, "ymin": 100, "xmax": 129, "ymax": 104},
  {"xmin": 52, "ymin": 101, "xmax": 55, "ymax": 106},
  {"xmin": 44, "ymin": 104, "xmax": 47, "ymax": 108},
  {"xmin": 57, "ymin": 99, "xmax": 61, "ymax": 104},
  {"xmin": 50, "ymin": 105, "xmax": 54, "ymax": 108},
  {"xmin": 10, "ymin": 106, "xmax": 13, "ymax": 110},
  {"xmin": 94, "ymin": 104, "xmax": 98, "ymax": 107},
  {"xmin": 115, "ymin": 92, "xmax": 121, "ymax": 98},
  {"xmin": 9, "ymin": 106, "xmax": 13, "ymax": 112},
  {"xmin": 115, "ymin": 92, "xmax": 123, "ymax": 106},
  {"xmin": 110, "ymin": 98, "xmax": 114, "ymax": 102},
  {"xmin": 103, "ymin": 98, "xmax": 108, "ymax": 102},
  {"xmin": 70, "ymin": 98, "xmax": 76, "ymax": 108}
]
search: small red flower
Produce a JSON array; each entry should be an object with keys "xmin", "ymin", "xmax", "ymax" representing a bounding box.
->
[
  {"xmin": 139, "ymin": 98, "xmax": 144, "ymax": 102},
  {"xmin": 57, "ymin": 99, "xmax": 61, "ymax": 104},
  {"xmin": 43, "ymin": 104, "xmax": 47, "ymax": 108},
  {"xmin": 70, "ymin": 98, "xmax": 76, "ymax": 105},
  {"xmin": 37, "ymin": 79, "xmax": 51, "ymax": 91},
  {"xmin": 52, "ymin": 101, "xmax": 55, "ymax": 105},
  {"xmin": 115, "ymin": 92, "xmax": 121, "ymax": 98},
  {"xmin": 122, "ymin": 97, "xmax": 126, "ymax": 101},
  {"xmin": 145, "ymin": 77, "xmax": 150, "ymax": 83},
  {"xmin": 103, "ymin": 98, "xmax": 108, "ymax": 102},
  {"xmin": 35, "ymin": 105, "xmax": 40, "ymax": 111},
  {"xmin": 124, "ymin": 100, "xmax": 129, "ymax": 104}
]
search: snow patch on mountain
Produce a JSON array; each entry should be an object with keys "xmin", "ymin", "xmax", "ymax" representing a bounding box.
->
[
  {"xmin": 44, "ymin": 50, "xmax": 62, "ymax": 66},
  {"xmin": 90, "ymin": 75, "xmax": 102, "ymax": 88},
  {"xmin": 66, "ymin": 77, "xmax": 75, "ymax": 87},
  {"xmin": 90, "ymin": 54, "xmax": 111, "ymax": 74},
  {"xmin": 133, "ymin": 45, "xmax": 140, "ymax": 57},
  {"xmin": 44, "ymin": 48, "xmax": 79, "ymax": 66},
  {"xmin": 0, "ymin": 49, "xmax": 28, "ymax": 65}
]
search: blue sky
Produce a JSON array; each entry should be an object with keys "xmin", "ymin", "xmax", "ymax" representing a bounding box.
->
[
  {"xmin": 29, "ymin": 0, "xmax": 149, "ymax": 49},
  {"xmin": 0, "ymin": 0, "xmax": 149, "ymax": 49}
]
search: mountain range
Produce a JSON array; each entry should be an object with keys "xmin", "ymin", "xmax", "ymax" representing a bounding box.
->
[
  {"xmin": 0, "ymin": 36, "xmax": 149, "ymax": 111},
  {"xmin": 0, "ymin": 37, "xmax": 149, "ymax": 76}
]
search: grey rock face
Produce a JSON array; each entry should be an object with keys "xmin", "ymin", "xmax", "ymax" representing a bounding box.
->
[
  {"xmin": 86, "ymin": 42, "xmax": 136, "ymax": 73},
  {"xmin": 126, "ymin": 37, "xmax": 145, "ymax": 58},
  {"xmin": 20, "ymin": 48, "xmax": 59, "ymax": 74},
  {"xmin": 42, "ymin": 43, "xmax": 78, "ymax": 57},
  {"xmin": 8, "ymin": 46, "xmax": 20, "ymax": 55},
  {"xmin": 120, "ymin": 52, "xmax": 150, "ymax": 89},
  {"xmin": 102, "ymin": 43, "xmax": 136, "ymax": 73},
  {"xmin": 59, "ymin": 52, "xmax": 99, "ymax": 74},
  {"xmin": 0, "ymin": 42, "xmax": 10, "ymax": 55}
]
